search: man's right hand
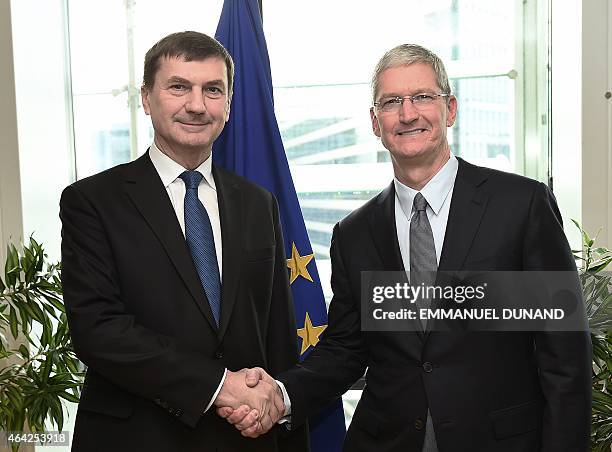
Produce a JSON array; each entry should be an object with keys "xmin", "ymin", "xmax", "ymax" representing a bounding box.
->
[{"xmin": 214, "ymin": 368, "xmax": 284, "ymax": 437}]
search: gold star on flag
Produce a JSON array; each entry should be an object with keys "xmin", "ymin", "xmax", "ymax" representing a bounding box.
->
[
  {"xmin": 286, "ymin": 242, "xmax": 314, "ymax": 284},
  {"xmin": 297, "ymin": 312, "xmax": 327, "ymax": 355}
]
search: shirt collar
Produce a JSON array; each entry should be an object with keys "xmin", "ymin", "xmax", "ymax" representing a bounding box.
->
[
  {"xmin": 394, "ymin": 154, "xmax": 458, "ymax": 219},
  {"xmin": 148, "ymin": 141, "xmax": 216, "ymax": 191}
]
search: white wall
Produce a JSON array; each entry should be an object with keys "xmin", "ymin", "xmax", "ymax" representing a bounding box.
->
[
  {"xmin": 551, "ymin": 0, "xmax": 582, "ymax": 249},
  {"xmin": 551, "ymin": 0, "xmax": 611, "ymax": 251},
  {"xmin": 581, "ymin": 0, "xmax": 612, "ymax": 249},
  {"xmin": 0, "ymin": 0, "xmax": 24, "ymax": 263}
]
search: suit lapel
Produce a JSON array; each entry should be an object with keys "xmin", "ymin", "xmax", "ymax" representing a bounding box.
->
[
  {"xmin": 122, "ymin": 153, "xmax": 219, "ymax": 332},
  {"xmin": 368, "ymin": 183, "xmax": 404, "ymax": 271},
  {"xmin": 438, "ymin": 157, "xmax": 489, "ymax": 272},
  {"xmin": 213, "ymin": 167, "xmax": 243, "ymax": 342}
]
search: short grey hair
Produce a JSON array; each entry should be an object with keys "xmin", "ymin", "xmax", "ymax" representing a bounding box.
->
[{"xmin": 371, "ymin": 44, "xmax": 451, "ymax": 102}]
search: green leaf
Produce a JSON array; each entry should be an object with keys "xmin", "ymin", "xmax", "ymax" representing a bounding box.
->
[
  {"xmin": 58, "ymin": 391, "xmax": 80, "ymax": 403},
  {"xmin": 8, "ymin": 305, "xmax": 19, "ymax": 339},
  {"xmin": 46, "ymin": 296, "xmax": 65, "ymax": 312},
  {"xmin": 6, "ymin": 386, "xmax": 23, "ymax": 411},
  {"xmin": 17, "ymin": 303, "xmax": 32, "ymax": 337},
  {"xmin": 593, "ymin": 247, "xmax": 611, "ymax": 255},
  {"xmin": 18, "ymin": 298, "xmax": 37, "ymax": 324},
  {"xmin": 22, "ymin": 245, "xmax": 36, "ymax": 283},
  {"xmin": 26, "ymin": 298, "xmax": 46, "ymax": 324},
  {"xmin": 18, "ymin": 344, "xmax": 30, "ymax": 360},
  {"xmin": 5, "ymin": 243, "xmax": 21, "ymax": 287},
  {"xmin": 41, "ymin": 353, "xmax": 53, "ymax": 382},
  {"xmin": 574, "ymin": 220, "xmax": 593, "ymax": 248},
  {"xmin": 40, "ymin": 315, "xmax": 53, "ymax": 348},
  {"xmin": 49, "ymin": 396, "xmax": 64, "ymax": 431},
  {"xmin": 590, "ymin": 260, "xmax": 612, "ymax": 273},
  {"xmin": 42, "ymin": 300, "xmax": 60, "ymax": 319},
  {"xmin": 65, "ymin": 356, "xmax": 81, "ymax": 374}
]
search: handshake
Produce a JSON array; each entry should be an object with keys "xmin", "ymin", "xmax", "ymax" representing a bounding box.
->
[{"xmin": 213, "ymin": 367, "xmax": 285, "ymax": 438}]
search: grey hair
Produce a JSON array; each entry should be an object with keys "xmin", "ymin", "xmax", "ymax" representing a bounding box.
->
[{"xmin": 371, "ymin": 44, "xmax": 451, "ymax": 102}]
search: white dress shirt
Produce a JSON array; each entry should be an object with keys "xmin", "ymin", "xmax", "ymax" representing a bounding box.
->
[
  {"xmin": 394, "ymin": 155, "xmax": 459, "ymax": 270},
  {"xmin": 148, "ymin": 141, "xmax": 226, "ymax": 413}
]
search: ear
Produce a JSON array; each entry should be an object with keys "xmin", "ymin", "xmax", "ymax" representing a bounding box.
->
[
  {"xmin": 446, "ymin": 95, "xmax": 458, "ymax": 127},
  {"xmin": 141, "ymin": 86, "xmax": 151, "ymax": 115},
  {"xmin": 224, "ymin": 99, "xmax": 231, "ymax": 123},
  {"xmin": 370, "ymin": 107, "xmax": 381, "ymax": 137}
]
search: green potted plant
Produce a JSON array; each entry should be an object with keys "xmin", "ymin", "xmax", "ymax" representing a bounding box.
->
[
  {"xmin": 0, "ymin": 237, "xmax": 83, "ymax": 452},
  {"xmin": 572, "ymin": 221, "xmax": 612, "ymax": 451}
]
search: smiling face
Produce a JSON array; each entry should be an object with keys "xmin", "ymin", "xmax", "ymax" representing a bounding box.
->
[
  {"xmin": 141, "ymin": 55, "xmax": 230, "ymax": 164},
  {"xmin": 370, "ymin": 63, "xmax": 457, "ymax": 167}
]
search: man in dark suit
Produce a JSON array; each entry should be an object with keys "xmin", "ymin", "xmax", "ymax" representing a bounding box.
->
[
  {"xmin": 220, "ymin": 44, "xmax": 592, "ymax": 451},
  {"xmin": 60, "ymin": 31, "xmax": 307, "ymax": 452}
]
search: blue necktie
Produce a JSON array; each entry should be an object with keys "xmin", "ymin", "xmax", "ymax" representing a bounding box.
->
[{"xmin": 179, "ymin": 170, "xmax": 221, "ymax": 326}]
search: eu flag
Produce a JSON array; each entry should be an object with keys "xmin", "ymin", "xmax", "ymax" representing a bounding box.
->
[{"xmin": 214, "ymin": 1, "xmax": 346, "ymax": 450}]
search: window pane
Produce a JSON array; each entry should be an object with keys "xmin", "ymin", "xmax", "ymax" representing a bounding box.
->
[
  {"xmin": 69, "ymin": 0, "xmax": 128, "ymax": 95},
  {"xmin": 450, "ymin": 76, "xmax": 515, "ymax": 171},
  {"xmin": 131, "ymin": 0, "xmax": 224, "ymax": 63},
  {"xmin": 73, "ymin": 93, "xmax": 131, "ymax": 178}
]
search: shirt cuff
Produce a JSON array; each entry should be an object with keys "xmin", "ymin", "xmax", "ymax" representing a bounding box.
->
[
  {"xmin": 275, "ymin": 379, "xmax": 292, "ymax": 425},
  {"xmin": 203, "ymin": 368, "xmax": 227, "ymax": 414}
]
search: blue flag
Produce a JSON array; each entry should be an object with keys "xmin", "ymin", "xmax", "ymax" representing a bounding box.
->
[{"xmin": 214, "ymin": 1, "xmax": 346, "ymax": 450}]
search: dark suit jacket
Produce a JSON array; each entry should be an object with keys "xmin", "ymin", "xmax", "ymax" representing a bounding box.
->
[
  {"xmin": 60, "ymin": 152, "xmax": 308, "ymax": 452},
  {"xmin": 279, "ymin": 158, "xmax": 591, "ymax": 452}
]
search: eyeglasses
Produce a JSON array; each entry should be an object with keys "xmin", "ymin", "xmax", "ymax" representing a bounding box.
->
[{"xmin": 373, "ymin": 93, "xmax": 450, "ymax": 113}]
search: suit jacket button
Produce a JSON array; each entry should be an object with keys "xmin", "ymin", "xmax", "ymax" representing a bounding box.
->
[
  {"xmin": 215, "ymin": 350, "xmax": 223, "ymax": 359},
  {"xmin": 414, "ymin": 418, "xmax": 425, "ymax": 430},
  {"xmin": 422, "ymin": 362, "xmax": 433, "ymax": 373}
]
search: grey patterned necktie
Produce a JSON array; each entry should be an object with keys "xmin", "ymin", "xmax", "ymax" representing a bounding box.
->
[
  {"xmin": 410, "ymin": 192, "xmax": 437, "ymax": 324},
  {"xmin": 409, "ymin": 192, "xmax": 439, "ymax": 452}
]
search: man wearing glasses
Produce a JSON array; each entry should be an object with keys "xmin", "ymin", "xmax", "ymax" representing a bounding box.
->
[{"xmin": 220, "ymin": 44, "xmax": 591, "ymax": 452}]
